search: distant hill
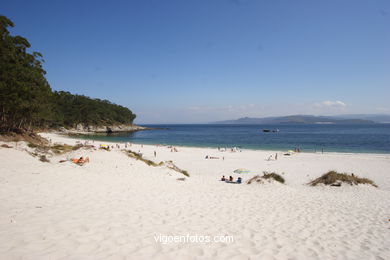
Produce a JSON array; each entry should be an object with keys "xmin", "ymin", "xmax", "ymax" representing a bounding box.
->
[
  {"xmin": 329, "ymin": 114, "xmax": 390, "ymax": 123},
  {"xmin": 213, "ymin": 115, "xmax": 376, "ymax": 124}
]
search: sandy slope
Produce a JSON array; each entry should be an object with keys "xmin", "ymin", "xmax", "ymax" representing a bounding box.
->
[{"xmin": 0, "ymin": 133, "xmax": 389, "ymax": 260}]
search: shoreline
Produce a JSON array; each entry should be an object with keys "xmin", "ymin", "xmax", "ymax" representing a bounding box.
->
[{"xmin": 59, "ymin": 132, "xmax": 390, "ymax": 156}]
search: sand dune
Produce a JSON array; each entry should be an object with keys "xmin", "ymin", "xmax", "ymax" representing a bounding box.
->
[{"xmin": 0, "ymin": 133, "xmax": 389, "ymax": 259}]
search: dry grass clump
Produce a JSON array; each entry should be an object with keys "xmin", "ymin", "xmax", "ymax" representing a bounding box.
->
[
  {"xmin": 247, "ymin": 172, "xmax": 285, "ymax": 184},
  {"xmin": 26, "ymin": 142, "xmax": 86, "ymax": 162},
  {"xmin": 39, "ymin": 155, "xmax": 50, "ymax": 163},
  {"xmin": 125, "ymin": 150, "xmax": 164, "ymax": 167},
  {"xmin": 28, "ymin": 142, "xmax": 50, "ymax": 154},
  {"xmin": 165, "ymin": 160, "xmax": 190, "ymax": 177},
  {"xmin": 124, "ymin": 151, "xmax": 189, "ymax": 177},
  {"xmin": 28, "ymin": 142, "xmax": 39, "ymax": 148},
  {"xmin": 1, "ymin": 131, "xmax": 49, "ymax": 146},
  {"xmin": 246, "ymin": 175, "xmax": 262, "ymax": 184},
  {"xmin": 309, "ymin": 171, "xmax": 377, "ymax": 187},
  {"xmin": 262, "ymin": 172, "xmax": 285, "ymax": 183},
  {"xmin": 50, "ymin": 143, "xmax": 84, "ymax": 154}
]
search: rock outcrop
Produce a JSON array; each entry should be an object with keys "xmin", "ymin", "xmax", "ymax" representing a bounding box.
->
[{"xmin": 58, "ymin": 124, "xmax": 150, "ymax": 134}]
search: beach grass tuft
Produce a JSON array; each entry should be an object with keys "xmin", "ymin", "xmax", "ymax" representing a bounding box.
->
[
  {"xmin": 28, "ymin": 142, "xmax": 38, "ymax": 148},
  {"xmin": 51, "ymin": 143, "xmax": 85, "ymax": 154},
  {"xmin": 125, "ymin": 150, "xmax": 163, "ymax": 167},
  {"xmin": 165, "ymin": 160, "xmax": 190, "ymax": 177},
  {"xmin": 262, "ymin": 172, "xmax": 285, "ymax": 183},
  {"xmin": 39, "ymin": 155, "xmax": 50, "ymax": 163},
  {"xmin": 309, "ymin": 171, "xmax": 377, "ymax": 187},
  {"xmin": 247, "ymin": 172, "xmax": 285, "ymax": 184}
]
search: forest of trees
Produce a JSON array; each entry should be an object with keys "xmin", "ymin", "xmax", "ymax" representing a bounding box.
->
[{"xmin": 0, "ymin": 16, "xmax": 136, "ymax": 133}]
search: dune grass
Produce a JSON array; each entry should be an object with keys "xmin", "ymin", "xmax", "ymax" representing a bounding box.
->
[
  {"xmin": 39, "ymin": 155, "xmax": 50, "ymax": 163},
  {"xmin": 125, "ymin": 150, "xmax": 164, "ymax": 167},
  {"xmin": 51, "ymin": 144, "xmax": 77, "ymax": 154},
  {"xmin": 26, "ymin": 142, "xmax": 86, "ymax": 163},
  {"xmin": 309, "ymin": 171, "xmax": 377, "ymax": 187},
  {"xmin": 165, "ymin": 160, "xmax": 190, "ymax": 177},
  {"xmin": 28, "ymin": 142, "xmax": 84, "ymax": 155},
  {"xmin": 27, "ymin": 142, "xmax": 38, "ymax": 148},
  {"xmin": 247, "ymin": 172, "xmax": 285, "ymax": 184},
  {"xmin": 262, "ymin": 172, "xmax": 285, "ymax": 184}
]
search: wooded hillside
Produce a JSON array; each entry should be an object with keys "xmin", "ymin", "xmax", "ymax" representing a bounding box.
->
[{"xmin": 0, "ymin": 16, "xmax": 136, "ymax": 133}]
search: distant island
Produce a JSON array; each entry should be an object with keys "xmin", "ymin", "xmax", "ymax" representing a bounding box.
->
[{"xmin": 212, "ymin": 115, "xmax": 390, "ymax": 124}]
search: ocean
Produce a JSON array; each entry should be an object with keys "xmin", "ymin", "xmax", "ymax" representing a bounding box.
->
[{"xmin": 72, "ymin": 124, "xmax": 390, "ymax": 154}]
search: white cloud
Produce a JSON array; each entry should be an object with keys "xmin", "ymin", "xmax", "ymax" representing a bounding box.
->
[
  {"xmin": 187, "ymin": 106, "xmax": 202, "ymax": 111},
  {"xmin": 376, "ymin": 107, "xmax": 389, "ymax": 112},
  {"xmin": 315, "ymin": 100, "xmax": 346, "ymax": 108}
]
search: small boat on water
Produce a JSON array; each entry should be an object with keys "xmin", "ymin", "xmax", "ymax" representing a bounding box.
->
[{"xmin": 262, "ymin": 129, "xmax": 279, "ymax": 133}]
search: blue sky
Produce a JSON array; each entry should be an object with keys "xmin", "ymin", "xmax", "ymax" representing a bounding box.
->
[{"xmin": 2, "ymin": 0, "xmax": 390, "ymax": 123}]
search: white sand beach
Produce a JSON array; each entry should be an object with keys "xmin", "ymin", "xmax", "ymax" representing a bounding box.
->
[{"xmin": 0, "ymin": 133, "xmax": 389, "ymax": 260}]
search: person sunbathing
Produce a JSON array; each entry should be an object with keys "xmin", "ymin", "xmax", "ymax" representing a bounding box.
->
[
  {"xmin": 71, "ymin": 156, "xmax": 90, "ymax": 165},
  {"xmin": 225, "ymin": 177, "xmax": 242, "ymax": 184},
  {"xmin": 220, "ymin": 175, "xmax": 226, "ymax": 181}
]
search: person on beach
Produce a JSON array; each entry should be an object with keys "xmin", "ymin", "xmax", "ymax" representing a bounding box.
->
[
  {"xmin": 71, "ymin": 156, "xmax": 89, "ymax": 165},
  {"xmin": 154, "ymin": 151, "xmax": 156, "ymax": 157},
  {"xmin": 275, "ymin": 153, "xmax": 278, "ymax": 160},
  {"xmin": 221, "ymin": 175, "xmax": 226, "ymax": 181},
  {"xmin": 237, "ymin": 177, "xmax": 242, "ymax": 184},
  {"xmin": 229, "ymin": 176, "xmax": 233, "ymax": 182},
  {"xmin": 78, "ymin": 157, "xmax": 89, "ymax": 163}
]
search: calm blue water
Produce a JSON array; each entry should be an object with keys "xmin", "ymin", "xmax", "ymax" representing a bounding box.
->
[{"xmin": 76, "ymin": 124, "xmax": 390, "ymax": 154}]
